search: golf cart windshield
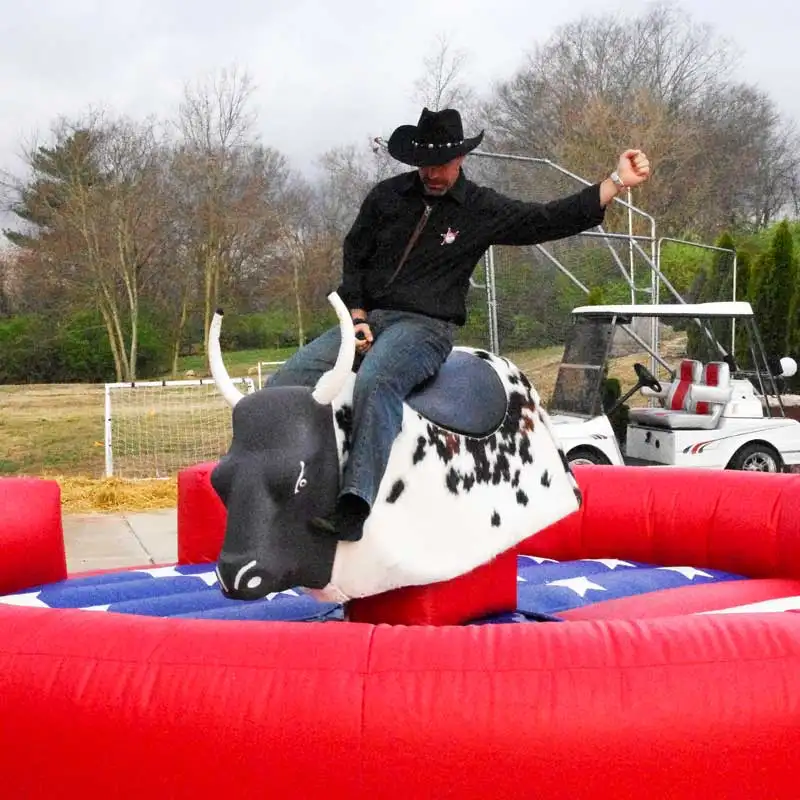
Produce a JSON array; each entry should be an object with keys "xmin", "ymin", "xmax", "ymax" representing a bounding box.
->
[
  {"xmin": 549, "ymin": 316, "xmax": 615, "ymax": 417},
  {"xmin": 550, "ymin": 302, "xmax": 792, "ymax": 420}
]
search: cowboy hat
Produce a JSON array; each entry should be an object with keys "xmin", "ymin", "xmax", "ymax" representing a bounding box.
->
[{"xmin": 387, "ymin": 107, "xmax": 484, "ymax": 167}]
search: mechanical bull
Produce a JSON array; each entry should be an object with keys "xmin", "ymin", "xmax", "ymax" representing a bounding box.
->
[{"xmin": 207, "ymin": 292, "xmax": 582, "ymax": 604}]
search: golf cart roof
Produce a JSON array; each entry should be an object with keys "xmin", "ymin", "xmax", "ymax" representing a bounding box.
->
[{"xmin": 571, "ymin": 301, "xmax": 754, "ymax": 319}]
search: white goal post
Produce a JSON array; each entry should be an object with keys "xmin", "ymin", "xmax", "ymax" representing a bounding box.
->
[
  {"xmin": 256, "ymin": 360, "xmax": 286, "ymax": 389},
  {"xmin": 103, "ymin": 378, "xmax": 255, "ymax": 479}
]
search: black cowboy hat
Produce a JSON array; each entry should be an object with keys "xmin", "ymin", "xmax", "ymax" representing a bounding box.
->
[{"xmin": 387, "ymin": 107, "xmax": 484, "ymax": 167}]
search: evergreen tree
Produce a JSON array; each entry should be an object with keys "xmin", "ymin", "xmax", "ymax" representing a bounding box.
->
[
  {"xmin": 3, "ymin": 129, "xmax": 100, "ymax": 248},
  {"xmin": 784, "ymin": 239, "xmax": 800, "ymax": 390},
  {"xmin": 750, "ymin": 220, "xmax": 796, "ymax": 361},
  {"xmin": 687, "ymin": 232, "xmax": 736, "ymax": 359},
  {"xmin": 713, "ymin": 232, "xmax": 736, "ymax": 305},
  {"xmin": 733, "ymin": 250, "xmax": 753, "ymax": 368}
]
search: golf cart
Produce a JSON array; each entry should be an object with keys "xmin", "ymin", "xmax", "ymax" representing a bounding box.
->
[{"xmin": 547, "ymin": 301, "xmax": 800, "ymax": 472}]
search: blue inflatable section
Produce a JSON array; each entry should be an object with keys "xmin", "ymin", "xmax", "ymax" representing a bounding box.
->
[{"xmin": 0, "ymin": 557, "xmax": 746, "ymax": 623}]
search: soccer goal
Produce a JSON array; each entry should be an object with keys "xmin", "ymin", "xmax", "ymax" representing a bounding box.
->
[
  {"xmin": 103, "ymin": 378, "xmax": 255, "ymax": 479},
  {"xmin": 256, "ymin": 360, "xmax": 286, "ymax": 389}
]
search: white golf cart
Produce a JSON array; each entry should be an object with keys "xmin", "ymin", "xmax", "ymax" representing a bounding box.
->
[{"xmin": 547, "ymin": 301, "xmax": 800, "ymax": 473}]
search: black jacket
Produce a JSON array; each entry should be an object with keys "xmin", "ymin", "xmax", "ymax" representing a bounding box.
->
[{"xmin": 338, "ymin": 168, "xmax": 607, "ymax": 326}]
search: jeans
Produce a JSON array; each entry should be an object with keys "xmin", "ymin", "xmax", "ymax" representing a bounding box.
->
[{"xmin": 267, "ymin": 309, "xmax": 456, "ymax": 507}]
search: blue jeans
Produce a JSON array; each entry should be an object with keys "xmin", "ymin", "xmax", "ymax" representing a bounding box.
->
[{"xmin": 267, "ymin": 309, "xmax": 456, "ymax": 507}]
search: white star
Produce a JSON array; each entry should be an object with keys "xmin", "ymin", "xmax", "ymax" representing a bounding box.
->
[
  {"xmin": 265, "ymin": 589, "xmax": 300, "ymax": 601},
  {"xmin": 141, "ymin": 566, "xmax": 184, "ymax": 579},
  {"xmin": 82, "ymin": 604, "xmax": 111, "ymax": 612},
  {"xmin": 0, "ymin": 592, "xmax": 46, "ymax": 608},
  {"xmin": 581, "ymin": 559, "xmax": 635, "ymax": 570},
  {"xmin": 142, "ymin": 565, "xmax": 218, "ymax": 586},
  {"xmin": 520, "ymin": 555, "xmax": 558, "ymax": 564},
  {"xmin": 517, "ymin": 575, "xmax": 526, "ymax": 583},
  {"xmin": 657, "ymin": 566, "xmax": 712, "ymax": 580},
  {"xmin": 547, "ymin": 576, "xmax": 607, "ymax": 597}
]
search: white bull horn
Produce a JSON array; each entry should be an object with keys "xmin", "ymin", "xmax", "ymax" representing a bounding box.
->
[
  {"xmin": 312, "ymin": 292, "xmax": 356, "ymax": 405},
  {"xmin": 208, "ymin": 309, "xmax": 245, "ymax": 408}
]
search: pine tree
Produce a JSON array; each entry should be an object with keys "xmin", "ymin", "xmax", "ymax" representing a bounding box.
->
[
  {"xmin": 733, "ymin": 250, "xmax": 753, "ymax": 368},
  {"xmin": 3, "ymin": 129, "xmax": 100, "ymax": 248},
  {"xmin": 751, "ymin": 220, "xmax": 796, "ymax": 361},
  {"xmin": 686, "ymin": 232, "xmax": 736, "ymax": 359},
  {"xmin": 785, "ymin": 237, "xmax": 800, "ymax": 388}
]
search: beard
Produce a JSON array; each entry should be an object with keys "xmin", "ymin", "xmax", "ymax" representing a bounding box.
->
[{"xmin": 422, "ymin": 182, "xmax": 448, "ymax": 196}]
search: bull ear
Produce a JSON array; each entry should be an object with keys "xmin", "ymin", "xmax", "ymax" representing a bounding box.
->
[
  {"xmin": 208, "ymin": 309, "xmax": 245, "ymax": 408},
  {"xmin": 312, "ymin": 292, "xmax": 356, "ymax": 405}
]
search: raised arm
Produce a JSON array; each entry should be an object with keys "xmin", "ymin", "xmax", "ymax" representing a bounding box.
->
[{"xmin": 485, "ymin": 150, "xmax": 650, "ymax": 247}]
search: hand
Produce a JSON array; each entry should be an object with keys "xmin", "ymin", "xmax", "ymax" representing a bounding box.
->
[
  {"xmin": 354, "ymin": 322, "xmax": 373, "ymax": 355},
  {"xmin": 616, "ymin": 149, "xmax": 651, "ymax": 188}
]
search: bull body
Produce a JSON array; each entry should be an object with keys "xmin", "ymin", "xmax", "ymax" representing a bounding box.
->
[{"xmin": 209, "ymin": 293, "xmax": 581, "ymax": 604}]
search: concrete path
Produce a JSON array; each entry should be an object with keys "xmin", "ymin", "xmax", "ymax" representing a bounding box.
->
[{"xmin": 63, "ymin": 509, "xmax": 178, "ymax": 573}]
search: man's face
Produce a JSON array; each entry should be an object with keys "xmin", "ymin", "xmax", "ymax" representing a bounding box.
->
[{"xmin": 419, "ymin": 156, "xmax": 465, "ymax": 196}]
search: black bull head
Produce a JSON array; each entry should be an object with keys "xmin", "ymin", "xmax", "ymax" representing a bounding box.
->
[{"xmin": 208, "ymin": 293, "xmax": 356, "ymax": 600}]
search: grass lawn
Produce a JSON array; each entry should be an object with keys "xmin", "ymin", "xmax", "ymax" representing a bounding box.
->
[
  {"xmin": 168, "ymin": 347, "xmax": 297, "ymax": 380},
  {"xmin": 1, "ymin": 339, "xmax": 657, "ymax": 512}
]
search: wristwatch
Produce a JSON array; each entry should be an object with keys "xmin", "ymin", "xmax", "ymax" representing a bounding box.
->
[{"xmin": 609, "ymin": 171, "xmax": 626, "ymax": 191}]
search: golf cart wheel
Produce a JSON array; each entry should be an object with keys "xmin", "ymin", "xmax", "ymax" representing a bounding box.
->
[
  {"xmin": 727, "ymin": 443, "xmax": 782, "ymax": 473},
  {"xmin": 567, "ymin": 447, "xmax": 611, "ymax": 467}
]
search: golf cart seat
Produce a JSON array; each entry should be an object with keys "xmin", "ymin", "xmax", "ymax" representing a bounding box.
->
[
  {"xmin": 629, "ymin": 359, "xmax": 701, "ymax": 426},
  {"xmin": 629, "ymin": 360, "xmax": 733, "ymax": 431}
]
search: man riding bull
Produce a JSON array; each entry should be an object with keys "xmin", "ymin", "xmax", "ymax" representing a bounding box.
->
[{"xmin": 267, "ymin": 106, "xmax": 651, "ymax": 540}]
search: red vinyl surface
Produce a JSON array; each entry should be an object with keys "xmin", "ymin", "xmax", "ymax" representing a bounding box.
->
[
  {"xmin": 3, "ymin": 466, "xmax": 800, "ymax": 798},
  {"xmin": 0, "ymin": 606, "xmax": 799, "ymax": 798},
  {"xmin": 0, "ymin": 477, "xmax": 66, "ymax": 595}
]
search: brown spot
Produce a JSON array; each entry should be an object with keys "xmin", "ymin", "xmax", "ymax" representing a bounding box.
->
[
  {"xmin": 445, "ymin": 433, "xmax": 461, "ymax": 456},
  {"xmin": 520, "ymin": 403, "xmax": 537, "ymax": 432}
]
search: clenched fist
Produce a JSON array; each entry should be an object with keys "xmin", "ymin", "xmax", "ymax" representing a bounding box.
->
[
  {"xmin": 616, "ymin": 149, "xmax": 651, "ymax": 188},
  {"xmin": 354, "ymin": 321, "xmax": 373, "ymax": 355}
]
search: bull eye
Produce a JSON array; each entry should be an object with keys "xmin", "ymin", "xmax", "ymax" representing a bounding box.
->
[{"xmin": 294, "ymin": 460, "xmax": 308, "ymax": 494}]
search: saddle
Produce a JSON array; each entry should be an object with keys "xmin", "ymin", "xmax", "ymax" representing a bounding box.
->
[{"xmin": 404, "ymin": 350, "xmax": 508, "ymax": 437}]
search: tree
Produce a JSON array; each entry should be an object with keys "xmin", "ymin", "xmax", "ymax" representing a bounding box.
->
[
  {"xmin": 174, "ymin": 65, "xmax": 288, "ymax": 361},
  {"xmin": 482, "ymin": 2, "xmax": 799, "ymax": 237},
  {"xmin": 684, "ymin": 232, "xmax": 735, "ymax": 358},
  {"xmin": 750, "ymin": 220, "xmax": 796, "ymax": 360},
  {"xmin": 412, "ymin": 33, "xmax": 476, "ymax": 115},
  {"xmin": 3, "ymin": 126, "xmax": 100, "ymax": 249},
  {"xmin": 3, "ymin": 113, "xmax": 177, "ymax": 381}
]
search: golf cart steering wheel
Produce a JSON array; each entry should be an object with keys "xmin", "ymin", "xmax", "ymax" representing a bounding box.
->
[{"xmin": 633, "ymin": 362, "xmax": 662, "ymax": 393}]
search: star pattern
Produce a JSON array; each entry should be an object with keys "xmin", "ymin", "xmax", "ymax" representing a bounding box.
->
[
  {"xmin": 657, "ymin": 566, "xmax": 712, "ymax": 580},
  {"xmin": 546, "ymin": 576, "xmax": 607, "ymax": 598}
]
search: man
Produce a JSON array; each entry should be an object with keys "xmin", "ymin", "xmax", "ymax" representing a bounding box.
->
[{"xmin": 268, "ymin": 107, "xmax": 651, "ymax": 540}]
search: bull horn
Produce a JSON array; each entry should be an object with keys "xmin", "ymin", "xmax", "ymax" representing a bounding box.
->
[
  {"xmin": 208, "ymin": 309, "xmax": 245, "ymax": 408},
  {"xmin": 312, "ymin": 292, "xmax": 356, "ymax": 405}
]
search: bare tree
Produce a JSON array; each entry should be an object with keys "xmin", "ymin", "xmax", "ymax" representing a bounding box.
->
[
  {"xmin": 175, "ymin": 65, "xmax": 280, "ymax": 360},
  {"xmin": 483, "ymin": 1, "xmax": 798, "ymax": 235},
  {"xmin": 316, "ymin": 142, "xmax": 399, "ymax": 238},
  {"xmin": 412, "ymin": 33, "xmax": 475, "ymax": 112}
]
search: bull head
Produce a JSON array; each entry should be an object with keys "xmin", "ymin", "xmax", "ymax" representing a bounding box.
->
[{"xmin": 207, "ymin": 293, "xmax": 355, "ymax": 600}]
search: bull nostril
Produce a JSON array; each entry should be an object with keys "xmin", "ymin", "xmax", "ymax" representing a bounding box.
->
[
  {"xmin": 246, "ymin": 575, "xmax": 262, "ymax": 590},
  {"xmin": 233, "ymin": 559, "xmax": 258, "ymax": 592}
]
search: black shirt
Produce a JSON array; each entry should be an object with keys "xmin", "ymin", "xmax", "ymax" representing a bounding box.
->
[{"xmin": 337, "ymin": 168, "xmax": 607, "ymax": 326}]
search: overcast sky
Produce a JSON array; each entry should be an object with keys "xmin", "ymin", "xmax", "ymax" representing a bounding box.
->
[{"xmin": 1, "ymin": 0, "xmax": 799, "ymax": 224}]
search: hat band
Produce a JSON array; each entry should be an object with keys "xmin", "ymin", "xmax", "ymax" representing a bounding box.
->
[{"xmin": 411, "ymin": 138, "xmax": 465, "ymax": 150}]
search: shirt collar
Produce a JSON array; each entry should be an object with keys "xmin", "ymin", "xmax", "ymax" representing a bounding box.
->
[{"xmin": 400, "ymin": 169, "xmax": 467, "ymax": 205}]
